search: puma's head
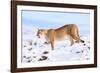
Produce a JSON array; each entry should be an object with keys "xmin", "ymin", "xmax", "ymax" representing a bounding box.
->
[{"xmin": 37, "ymin": 29, "xmax": 47, "ymax": 38}]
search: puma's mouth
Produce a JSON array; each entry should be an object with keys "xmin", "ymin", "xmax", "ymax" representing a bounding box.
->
[{"xmin": 38, "ymin": 36, "xmax": 40, "ymax": 38}]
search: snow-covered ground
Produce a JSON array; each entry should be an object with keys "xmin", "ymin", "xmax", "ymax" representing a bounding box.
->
[{"xmin": 22, "ymin": 25, "xmax": 90, "ymax": 63}]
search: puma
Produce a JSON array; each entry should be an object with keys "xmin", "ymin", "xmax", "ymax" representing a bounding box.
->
[{"xmin": 37, "ymin": 24, "xmax": 84, "ymax": 50}]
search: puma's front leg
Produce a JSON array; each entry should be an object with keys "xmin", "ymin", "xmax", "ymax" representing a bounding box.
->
[{"xmin": 50, "ymin": 41, "xmax": 54, "ymax": 50}]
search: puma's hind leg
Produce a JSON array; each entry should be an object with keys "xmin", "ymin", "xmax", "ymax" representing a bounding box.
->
[
  {"xmin": 70, "ymin": 24, "xmax": 81, "ymax": 43},
  {"xmin": 69, "ymin": 36, "xmax": 74, "ymax": 46},
  {"xmin": 70, "ymin": 25, "xmax": 84, "ymax": 43}
]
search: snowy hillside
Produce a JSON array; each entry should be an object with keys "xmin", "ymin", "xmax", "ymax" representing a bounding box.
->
[{"xmin": 22, "ymin": 25, "xmax": 91, "ymax": 63}]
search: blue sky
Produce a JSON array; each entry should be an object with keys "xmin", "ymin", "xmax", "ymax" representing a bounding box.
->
[{"xmin": 22, "ymin": 10, "xmax": 90, "ymax": 36}]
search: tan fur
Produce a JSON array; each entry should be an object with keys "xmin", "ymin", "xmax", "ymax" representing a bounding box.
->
[{"xmin": 37, "ymin": 24, "xmax": 84, "ymax": 50}]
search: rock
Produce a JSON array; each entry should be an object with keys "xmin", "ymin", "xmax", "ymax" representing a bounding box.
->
[
  {"xmin": 83, "ymin": 44, "xmax": 86, "ymax": 46},
  {"xmin": 88, "ymin": 47, "xmax": 90, "ymax": 49},
  {"xmin": 39, "ymin": 45, "xmax": 43, "ymax": 47},
  {"xmin": 23, "ymin": 56, "xmax": 26, "ymax": 58},
  {"xmin": 41, "ymin": 56, "xmax": 48, "ymax": 60},
  {"xmin": 38, "ymin": 56, "xmax": 48, "ymax": 61},
  {"xmin": 34, "ymin": 42, "xmax": 37, "ymax": 46},
  {"xmin": 70, "ymin": 50, "xmax": 72, "ymax": 52},
  {"xmin": 81, "ymin": 50, "xmax": 84, "ymax": 53},
  {"xmin": 33, "ymin": 56, "xmax": 36, "ymax": 58},
  {"xmin": 44, "ymin": 42, "xmax": 49, "ymax": 44},
  {"xmin": 28, "ymin": 48, "xmax": 32, "ymax": 51},
  {"xmin": 27, "ymin": 60, "xmax": 32, "ymax": 62},
  {"xmin": 38, "ymin": 58, "xmax": 43, "ymax": 61},
  {"xmin": 43, "ymin": 51, "xmax": 49, "ymax": 54},
  {"xmin": 29, "ymin": 40, "xmax": 32, "ymax": 45},
  {"xmin": 76, "ymin": 51, "xmax": 80, "ymax": 53},
  {"xmin": 26, "ymin": 57, "xmax": 31, "ymax": 59},
  {"xmin": 87, "ymin": 41, "xmax": 90, "ymax": 43},
  {"xmin": 24, "ymin": 45, "xmax": 26, "ymax": 47}
]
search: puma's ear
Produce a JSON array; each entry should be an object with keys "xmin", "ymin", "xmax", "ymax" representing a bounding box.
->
[{"xmin": 37, "ymin": 29, "xmax": 40, "ymax": 32}]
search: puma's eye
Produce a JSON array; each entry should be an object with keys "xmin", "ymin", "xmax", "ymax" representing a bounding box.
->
[{"xmin": 39, "ymin": 31, "xmax": 42, "ymax": 33}]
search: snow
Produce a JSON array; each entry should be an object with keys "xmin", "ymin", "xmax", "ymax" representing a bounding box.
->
[{"xmin": 22, "ymin": 25, "xmax": 91, "ymax": 63}]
